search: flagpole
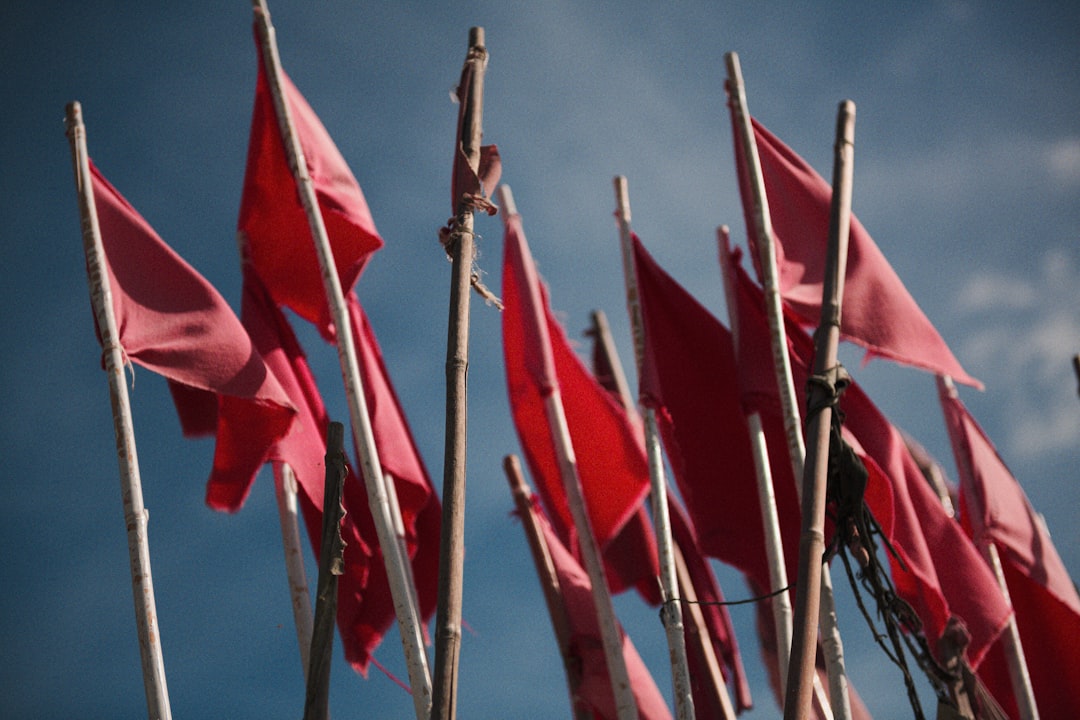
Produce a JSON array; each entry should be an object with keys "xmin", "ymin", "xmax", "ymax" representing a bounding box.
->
[
  {"xmin": 502, "ymin": 185, "xmax": 639, "ymax": 720},
  {"xmin": 65, "ymin": 100, "xmax": 173, "ymax": 720},
  {"xmin": 589, "ymin": 309, "xmax": 737, "ymax": 720},
  {"xmin": 937, "ymin": 375, "xmax": 1041, "ymax": 720},
  {"xmin": 613, "ymin": 176, "xmax": 696, "ymax": 720},
  {"xmin": 783, "ymin": 100, "xmax": 856, "ymax": 720},
  {"xmin": 274, "ymin": 463, "xmax": 315, "ymax": 681},
  {"xmin": 504, "ymin": 455, "xmax": 593, "ymax": 720},
  {"xmin": 726, "ymin": 52, "xmax": 848, "ymax": 720},
  {"xmin": 251, "ymin": 4, "xmax": 432, "ymax": 718},
  {"xmin": 431, "ymin": 26, "xmax": 489, "ymax": 720}
]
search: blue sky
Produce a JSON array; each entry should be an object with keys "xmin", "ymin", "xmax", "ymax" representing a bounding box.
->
[{"xmin": 2, "ymin": 1, "xmax": 1078, "ymax": 717}]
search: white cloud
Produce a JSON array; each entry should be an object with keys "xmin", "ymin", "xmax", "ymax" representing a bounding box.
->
[{"xmin": 1047, "ymin": 137, "xmax": 1080, "ymax": 186}]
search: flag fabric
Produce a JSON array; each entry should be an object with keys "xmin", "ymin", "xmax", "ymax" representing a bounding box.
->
[
  {"xmin": 239, "ymin": 29, "xmax": 383, "ymax": 341},
  {"xmin": 939, "ymin": 386, "xmax": 1080, "ymax": 717},
  {"xmin": 726, "ymin": 246, "xmax": 1010, "ymax": 665},
  {"xmin": 729, "ymin": 109, "xmax": 981, "ymax": 389},
  {"xmin": 525, "ymin": 493, "xmax": 673, "ymax": 720},
  {"xmin": 237, "ymin": 272, "xmax": 439, "ymax": 674},
  {"xmin": 502, "ymin": 210, "xmax": 660, "ymax": 603},
  {"xmin": 633, "ymin": 233, "xmax": 801, "ymax": 592},
  {"xmin": 88, "ymin": 161, "xmax": 295, "ymax": 510},
  {"xmin": 449, "ymin": 51, "xmax": 501, "ymax": 213}
]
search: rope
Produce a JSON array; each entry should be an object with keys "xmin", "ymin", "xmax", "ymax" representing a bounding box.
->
[{"xmin": 658, "ymin": 583, "xmax": 793, "ymax": 624}]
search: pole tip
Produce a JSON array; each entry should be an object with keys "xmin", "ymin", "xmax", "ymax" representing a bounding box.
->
[{"xmin": 469, "ymin": 27, "xmax": 485, "ymax": 48}]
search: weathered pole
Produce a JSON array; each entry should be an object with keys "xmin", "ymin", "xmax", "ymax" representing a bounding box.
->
[
  {"xmin": 432, "ymin": 27, "xmax": 490, "ymax": 720},
  {"xmin": 784, "ymin": 100, "xmax": 856, "ymax": 720}
]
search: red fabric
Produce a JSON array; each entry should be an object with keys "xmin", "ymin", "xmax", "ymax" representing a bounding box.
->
[
  {"xmin": 502, "ymin": 212, "xmax": 659, "ymax": 601},
  {"xmin": 237, "ymin": 275, "xmax": 438, "ymax": 674},
  {"xmin": 450, "ymin": 54, "xmax": 501, "ymax": 211},
  {"xmin": 726, "ymin": 248, "xmax": 1009, "ymax": 665},
  {"xmin": 239, "ymin": 31, "xmax": 383, "ymax": 341},
  {"xmin": 940, "ymin": 388, "xmax": 1080, "ymax": 717},
  {"xmin": 528, "ymin": 495, "xmax": 672, "ymax": 720},
  {"xmin": 88, "ymin": 162, "xmax": 295, "ymax": 509},
  {"xmin": 730, "ymin": 110, "xmax": 981, "ymax": 389},
  {"xmin": 633, "ymin": 234, "xmax": 799, "ymax": 592},
  {"xmin": 668, "ymin": 498, "xmax": 754, "ymax": 714}
]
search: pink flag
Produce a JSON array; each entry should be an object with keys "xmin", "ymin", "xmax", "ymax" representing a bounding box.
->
[
  {"xmin": 239, "ymin": 30, "xmax": 383, "ymax": 341},
  {"xmin": 727, "ymin": 247, "xmax": 1009, "ymax": 664},
  {"xmin": 502, "ymin": 210, "xmax": 660, "ymax": 602},
  {"xmin": 940, "ymin": 385, "xmax": 1080, "ymax": 716},
  {"xmin": 528, "ymin": 493, "xmax": 673, "ymax": 720},
  {"xmin": 730, "ymin": 109, "xmax": 981, "ymax": 388},
  {"xmin": 88, "ymin": 161, "xmax": 294, "ymax": 510}
]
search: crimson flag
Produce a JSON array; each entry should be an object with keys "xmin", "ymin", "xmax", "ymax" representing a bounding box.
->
[
  {"xmin": 237, "ymin": 273, "xmax": 439, "ymax": 674},
  {"xmin": 502, "ymin": 210, "xmax": 659, "ymax": 602},
  {"xmin": 449, "ymin": 50, "xmax": 500, "ymax": 213},
  {"xmin": 726, "ymin": 247, "xmax": 1009, "ymax": 665},
  {"xmin": 730, "ymin": 109, "xmax": 981, "ymax": 388},
  {"xmin": 526, "ymin": 493, "xmax": 673, "ymax": 720},
  {"xmin": 239, "ymin": 30, "xmax": 383, "ymax": 341},
  {"xmin": 940, "ymin": 386, "xmax": 1080, "ymax": 716},
  {"xmin": 633, "ymin": 234, "xmax": 800, "ymax": 592},
  {"xmin": 88, "ymin": 161, "xmax": 294, "ymax": 510}
]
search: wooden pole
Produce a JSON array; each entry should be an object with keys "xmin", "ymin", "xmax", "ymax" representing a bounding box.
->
[
  {"xmin": 502, "ymin": 185, "xmax": 639, "ymax": 720},
  {"xmin": 612, "ymin": 176, "xmax": 696, "ymax": 720},
  {"xmin": 504, "ymin": 455, "xmax": 593, "ymax": 720},
  {"xmin": 937, "ymin": 375, "xmax": 1041, "ymax": 720},
  {"xmin": 783, "ymin": 100, "xmax": 856, "ymax": 720},
  {"xmin": 66, "ymin": 100, "xmax": 173, "ymax": 720},
  {"xmin": 274, "ymin": 463, "xmax": 315, "ymax": 681},
  {"xmin": 588, "ymin": 309, "xmax": 736, "ymax": 720},
  {"xmin": 251, "ymin": 4, "xmax": 431, "ymax": 718},
  {"xmin": 304, "ymin": 422, "xmax": 348, "ymax": 720},
  {"xmin": 726, "ymin": 52, "xmax": 847, "ymax": 720},
  {"xmin": 432, "ymin": 26, "xmax": 488, "ymax": 720}
]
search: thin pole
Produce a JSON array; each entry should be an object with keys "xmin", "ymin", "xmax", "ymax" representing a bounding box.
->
[
  {"xmin": 784, "ymin": 100, "xmax": 856, "ymax": 720},
  {"xmin": 612, "ymin": 176, "xmax": 696, "ymax": 720},
  {"xmin": 937, "ymin": 375, "xmax": 1041, "ymax": 720},
  {"xmin": 588, "ymin": 308, "xmax": 735, "ymax": 720},
  {"xmin": 716, "ymin": 225, "xmax": 794, "ymax": 696},
  {"xmin": 503, "ymin": 455, "xmax": 593, "ymax": 720},
  {"xmin": 274, "ymin": 463, "xmax": 315, "ymax": 681},
  {"xmin": 432, "ymin": 26, "xmax": 488, "ymax": 720},
  {"xmin": 304, "ymin": 422, "xmax": 348, "ymax": 720},
  {"xmin": 726, "ymin": 52, "xmax": 847, "ymax": 720},
  {"xmin": 251, "ymin": 4, "xmax": 431, "ymax": 717},
  {"xmin": 502, "ymin": 185, "xmax": 638, "ymax": 720},
  {"xmin": 65, "ymin": 100, "xmax": 173, "ymax": 720}
]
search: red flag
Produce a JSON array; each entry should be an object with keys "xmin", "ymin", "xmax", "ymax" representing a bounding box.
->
[
  {"xmin": 633, "ymin": 234, "xmax": 801, "ymax": 592},
  {"xmin": 726, "ymin": 247, "xmax": 1010, "ymax": 665},
  {"xmin": 527, "ymin": 494, "xmax": 673, "ymax": 720},
  {"xmin": 238, "ymin": 273, "xmax": 439, "ymax": 674},
  {"xmin": 449, "ymin": 51, "xmax": 501, "ymax": 213},
  {"xmin": 502, "ymin": 210, "xmax": 659, "ymax": 602},
  {"xmin": 239, "ymin": 30, "xmax": 383, "ymax": 341},
  {"xmin": 940, "ymin": 386, "xmax": 1080, "ymax": 716},
  {"xmin": 730, "ymin": 109, "xmax": 981, "ymax": 388},
  {"xmin": 88, "ymin": 161, "xmax": 294, "ymax": 510}
]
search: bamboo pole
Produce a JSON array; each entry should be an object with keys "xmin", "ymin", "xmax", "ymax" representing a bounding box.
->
[
  {"xmin": 502, "ymin": 185, "xmax": 638, "ymax": 720},
  {"xmin": 274, "ymin": 463, "xmax": 315, "ymax": 681},
  {"xmin": 937, "ymin": 375, "xmax": 1040, "ymax": 720},
  {"xmin": 784, "ymin": 100, "xmax": 856, "ymax": 720},
  {"xmin": 251, "ymin": 5, "xmax": 431, "ymax": 718},
  {"xmin": 304, "ymin": 422, "xmax": 348, "ymax": 720},
  {"xmin": 431, "ymin": 26, "xmax": 489, "ymax": 720},
  {"xmin": 726, "ymin": 52, "xmax": 847, "ymax": 720},
  {"xmin": 612, "ymin": 176, "xmax": 696, "ymax": 720},
  {"xmin": 66, "ymin": 100, "xmax": 173, "ymax": 720},
  {"xmin": 589, "ymin": 309, "xmax": 736, "ymax": 720},
  {"xmin": 504, "ymin": 455, "xmax": 593, "ymax": 720}
]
